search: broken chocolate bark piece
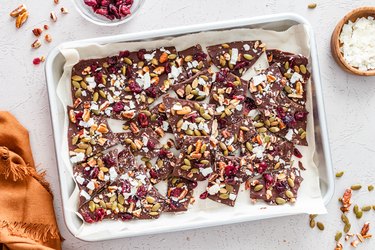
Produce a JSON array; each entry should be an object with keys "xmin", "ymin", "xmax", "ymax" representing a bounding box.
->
[
  {"xmin": 173, "ymin": 136, "xmax": 213, "ymax": 182},
  {"xmin": 239, "ymin": 118, "xmax": 294, "ymax": 176},
  {"xmin": 145, "ymin": 148, "xmax": 177, "ymax": 184},
  {"xmin": 266, "ymin": 49, "xmax": 310, "ymax": 106},
  {"xmin": 117, "ymin": 128, "xmax": 161, "ymax": 158},
  {"xmin": 172, "ymin": 70, "xmax": 214, "ymax": 102},
  {"xmin": 165, "ymin": 176, "xmax": 197, "ymax": 212},
  {"xmin": 258, "ymin": 92, "xmax": 308, "ymax": 146},
  {"xmin": 74, "ymin": 149, "xmax": 120, "ymax": 207},
  {"xmin": 207, "ymin": 40, "xmax": 265, "ymax": 76},
  {"xmin": 178, "ymin": 44, "xmax": 209, "ymax": 77},
  {"xmin": 206, "ymin": 155, "xmax": 242, "ymax": 207},
  {"xmin": 248, "ymin": 64, "xmax": 285, "ymax": 109},
  {"xmin": 212, "ymin": 122, "xmax": 241, "ymax": 157},
  {"xmin": 210, "ymin": 69, "xmax": 247, "ymax": 124},
  {"xmin": 67, "ymin": 106, "xmax": 119, "ymax": 164},
  {"xmin": 248, "ymin": 168, "xmax": 303, "ymax": 205},
  {"xmin": 117, "ymin": 146, "xmax": 136, "ymax": 174},
  {"xmin": 164, "ymin": 96, "xmax": 215, "ymax": 147},
  {"xmin": 149, "ymin": 103, "xmax": 173, "ymax": 134}
]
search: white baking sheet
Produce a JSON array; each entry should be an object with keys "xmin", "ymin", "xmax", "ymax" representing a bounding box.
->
[{"xmin": 56, "ymin": 24, "xmax": 326, "ymax": 239}]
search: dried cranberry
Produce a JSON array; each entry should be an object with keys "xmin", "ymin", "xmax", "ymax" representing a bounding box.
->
[
  {"xmin": 147, "ymin": 140, "xmax": 156, "ymax": 150},
  {"xmin": 293, "ymin": 148, "xmax": 303, "ymax": 158},
  {"xmin": 263, "ymin": 173, "xmax": 274, "ymax": 189},
  {"xmin": 149, "ymin": 169, "xmax": 158, "ymax": 179},
  {"xmin": 137, "ymin": 113, "xmax": 149, "ymax": 128},
  {"xmin": 109, "ymin": 4, "xmax": 120, "ymax": 19},
  {"xmin": 244, "ymin": 97, "xmax": 257, "ymax": 112},
  {"xmin": 83, "ymin": 167, "xmax": 99, "ymax": 179},
  {"xmin": 94, "ymin": 72, "xmax": 103, "ymax": 84},
  {"xmin": 145, "ymin": 86, "xmax": 157, "ymax": 98},
  {"xmin": 95, "ymin": 8, "xmax": 108, "ymax": 16},
  {"xmin": 125, "ymin": 0, "xmax": 133, "ymax": 4},
  {"xmin": 276, "ymin": 107, "xmax": 286, "ymax": 119},
  {"xmin": 105, "ymin": 14, "xmax": 115, "ymax": 20},
  {"xmin": 225, "ymin": 81, "xmax": 234, "ymax": 88},
  {"xmin": 216, "ymin": 69, "xmax": 228, "ymax": 82},
  {"xmin": 283, "ymin": 115, "xmax": 297, "ymax": 128},
  {"xmin": 193, "ymin": 163, "xmax": 205, "ymax": 169},
  {"xmin": 100, "ymin": 0, "xmax": 110, "ymax": 6},
  {"xmin": 234, "ymin": 61, "xmax": 249, "ymax": 70},
  {"xmin": 108, "ymin": 56, "xmax": 118, "ymax": 65},
  {"xmin": 217, "ymin": 118, "xmax": 227, "ymax": 129},
  {"xmin": 95, "ymin": 207, "xmax": 106, "ymax": 222},
  {"xmin": 119, "ymin": 50, "xmax": 130, "ymax": 58},
  {"xmin": 258, "ymin": 161, "xmax": 268, "ymax": 174},
  {"xmin": 121, "ymin": 180, "xmax": 131, "ymax": 193},
  {"xmin": 164, "ymin": 62, "xmax": 171, "ymax": 74},
  {"xmin": 224, "ymin": 164, "xmax": 239, "ymax": 177},
  {"xmin": 128, "ymin": 80, "xmax": 142, "ymax": 94},
  {"xmin": 169, "ymin": 201, "xmax": 180, "ymax": 210},
  {"xmin": 103, "ymin": 156, "xmax": 116, "ymax": 167},
  {"xmin": 170, "ymin": 187, "xmax": 183, "ymax": 197},
  {"xmin": 126, "ymin": 66, "xmax": 133, "ymax": 78},
  {"xmin": 136, "ymin": 185, "xmax": 147, "ymax": 197},
  {"xmin": 137, "ymin": 49, "xmax": 146, "ymax": 60},
  {"xmin": 158, "ymin": 149, "xmax": 169, "ymax": 158},
  {"xmin": 33, "ymin": 57, "xmax": 41, "ymax": 65},
  {"xmin": 119, "ymin": 213, "xmax": 132, "ymax": 221},
  {"xmin": 119, "ymin": 4, "xmax": 131, "ymax": 16},
  {"xmin": 275, "ymin": 180, "xmax": 288, "ymax": 192},
  {"xmin": 84, "ymin": 0, "xmax": 98, "ymax": 7},
  {"xmin": 199, "ymin": 191, "xmax": 208, "ymax": 199},
  {"xmin": 75, "ymin": 111, "xmax": 83, "ymax": 121},
  {"xmin": 294, "ymin": 111, "xmax": 308, "ymax": 121},
  {"xmin": 193, "ymin": 52, "xmax": 207, "ymax": 62},
  {"xmin": 82, "ymin": 212, "xmax": 95, "ymax": 223},
  {"xmin": 113, "ymin": 102, "xmax": 124, "ymax": 113}
]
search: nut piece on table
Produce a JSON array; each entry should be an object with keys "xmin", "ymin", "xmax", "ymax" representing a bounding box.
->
[
  {"xmin": 10, "ymin": 4, "xmax": 27, "ymax": 17},
  {"xmin": 61, "ymin": 7, "xmax": 68, "ymax": 14},
  {"xmin": 45, "ymin": 34, "xmax": 52, "ymax": 43},
  {"xmin": 15, "ymin": 11, "xmax": 29, "ymax": 29},
  {"xmin": 50, "ymin": 11, "xmax": 57, "ymax": 22},
  {"xmin": 32, "ymin": 28, "xmax": 43, "ymax": 37},
  {"xmin": 31, "ymin": 39, "xmax": 41, "ymax": 49}
]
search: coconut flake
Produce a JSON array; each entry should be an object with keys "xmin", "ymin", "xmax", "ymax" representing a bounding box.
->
[
  {"xmin": 200, "ymin": 167, "xmax": 213, "ymax": 177},
  {"xmin": 80, "ymin": 190, "xmax": 91, "ymax": 200},
  {"xmin": 285, "ymin": 129, "xmax": 294, "ymax": 141},
  {"xmin": 230, "ymin": 48, "xmax": 239, "ymax": 65},
  {"xmin": 252, "ymin": 74, "xmax": 267, "ymax": 86},
  {"xmin": 207, "ymin": 183, "xmax": 220, "ymax": 195}
]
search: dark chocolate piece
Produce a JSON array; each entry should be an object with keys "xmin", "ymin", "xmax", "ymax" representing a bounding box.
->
[
  {"xmin": 67, "ymin": 106, "xmax": 119, "ymax": 164},
  {"xmin": 117, "ymin": 146, "xmax": 136, "ymax": 174},
  {"xmin": 210, "ymin": 69, "xmax": 247, "ymax": 125},
  {"xmin": 173, "ymin": 136, "xmax": 213, "ymax": 182},
  {"xmin": 74, "ymin": 149, "xmax": 119, "ymax": 207},
  {"xmin": 145, "ymin": 148, "xmax": 177, "ymax": 184},
  {"xmin": 178, "ymin": 44, "xmax": 209, "ymax": 77},
  {"xmin": 164, "ymin": 96, "xmax": 215, "ymax": 147},
  {"xmin": 206, "ymin": 155, "xmax": 242, "ymax": 207},
  {"xmin": 249, "ymin": 168, "xmax": 303, "ymax": 205},
  {"xmin": 212, "ymin": 123, "xmax": 240, "ymax": 157},
  {"xmin": 165, "ymin": 176, "xmax": 197, "ymax": 212},
  {"xmin": 172, "ymin": 70, "xmax": 214, "ymax": 102},
  {"xmin": 207, "ymin": 40, "xmax": 264, "ymax": 76}
]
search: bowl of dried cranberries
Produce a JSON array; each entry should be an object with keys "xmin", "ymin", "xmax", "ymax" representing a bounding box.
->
[{"xmin": 72, "ymin": 0, "xmax": 144, "ymax": 26}]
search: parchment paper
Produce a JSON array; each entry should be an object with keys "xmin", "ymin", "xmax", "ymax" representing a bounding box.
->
[{"xmin": 56, "ymin": 24, "xmax": 326, "ymax": 239}]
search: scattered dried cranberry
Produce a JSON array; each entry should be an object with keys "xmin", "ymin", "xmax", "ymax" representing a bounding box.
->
[
  {"xmin": 147, "ymin": 140, "xmax": 156, "ymax": 150},
  {"xmin": 216, "ymin": 69, "xmax": 228, "ymax": 82},
  {"xmin": 164, "ymin": 62, "xmax": 171, "ymax": 74},
  {"xmin": 103, "ymin": 156, "xmax": 116, "ymax": 166},
  {"xmin": 244, "ymin": 97, "xmax": 257, "ymax": 113},
  {"xmin": 217, "ymin": 118, "xmax": 227, "ymax": 129},
  {"xmin": 113, "ymin": 102, "xmax": 124, "ymax": 113},
  {"xmin": 149, "ymin": 169, "xmax": 158, "ymax": 179},
  {"xmin": 94, "ymin": 207, "xmax": 106, "ymax": 222},
  {"xmin": 84, "ymin": 0, "xmax": 133, "ymax": 20},
  {"xmin": 119, "ymin": 50, "xmax": 130, "ymax": 58},
  {"xmin": 234, "ymin": 61, "xmax": 249, "ymax": 70},
  {"xmin": 94, "ymin": 72, "xmax": 103, "ymax": 84},
  {"xmin": 158, "ymin": 149, "xmax": 169, "ymax": 158},
  {"xmin": 136, "ymin": 185, "xmax": 147, "ymax": 197},
  {"xmin": 83, "ymin": 167, "xmax": 99, "ymax": 179},
  {"xmin": 199, "ymin": 191, "xmax": 208, "ymax": 199},
  {"xmin": 294, "ymin": 111, "xmax": 308, "ymax": 121},
  {"xmin": 137, "ymin": 49, "xmax": 146, "ymax": 60},
  {"xmin": 275, "ymin": 180, "xmax": 288, "ymax": 192},
  {"xmin": 263, "ymin": 173, "xmax": 274, "ymax": 189},
  {"xmin": 137, "ymin": 113, "xmax": 149, "ymax": 128},
  {"xmin": 293, "ymin": 148, "xmax": 303, "ymax": 158},
  {"xmin": 145, "ymin": 86, "xmax": 157, "ymax": 98},
  {"xmin": 128, "ymin": 80, "xmax": 142, "ymax": 93},
  {"xmin": 121, "ymin": 180, "xmax": 131, "ymax": 193},
  {"xmin": 258, "ymin": 161, "xmax": 268, "ymax": 174},
  {"xmin": 190, "ymin": 181, "xmax": 198, "ymax": 189},
  {"xmin": 224, "ymin": 164, "xmax": 239, "ymax": 177},
  {"xmin": 82, "ymin": 212, "xmax": 95, "ymax": 223},
  {"xmin": 170, "ymin": 187, "xmax": 183, "ymax": 197},
  {"xmin": 283, "ymin": 115, "xmax": 297, "ymax": 128},
  {"xmin": 193, "ymin": 52, "xmax": 207, "ymax": 62},
  {"xmin": 276, "ymin": 106, "xmax": 286, "ymax": 119},
  {"xmin": 75, "ymin": 111, "xmax": 83, "ymax": 121},
  {"xmin": 119, "ymin": 213, "xmax": 132, "ymax": 221},
  {"xmin": 33, "ymin": 57, "xmax": 41, "ymax": 65}
]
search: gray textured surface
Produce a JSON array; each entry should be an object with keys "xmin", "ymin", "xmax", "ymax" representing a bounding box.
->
[{"xmin": 1, "ymin": 0, "xmax": 375, "ymax": 249}]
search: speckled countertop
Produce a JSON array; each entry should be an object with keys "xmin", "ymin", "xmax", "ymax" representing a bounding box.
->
[{"xmin": 1, "ymin": 0, "xmax": 375, "ymax": 249}]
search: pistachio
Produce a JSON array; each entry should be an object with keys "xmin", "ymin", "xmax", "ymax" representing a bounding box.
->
[
  {"xmin": 89, "ymin": 201, "xmax": 96, "ymax": 212},
  {"xmin": 184, "ymin": 158, "xmax": 191, "ymax": 166},
  {"xmin": 335, "ymin": 171, "xmax": 344, "ymax": 178},
  {"xmin": 341, "ymin": 214, "xmax": 349, "ymax": 224},
  {"xmin": 202, "ymin": 113, "xmax": 212, "ymax": 120},
  {"xmin": 184, "ymin": 55, "xmax": 193, "ymax": 62},
  {"xmin": 368, "ymin": 185, "xmax": 374, "ymax": 191},
  {"xmin": 300, "ymin": 65, "xmax": 307, "ymax": 74},
  {"xmin": 221, "ymin": 43, "xmax": 230, "ymax": 49},
  {"xmin": 181, "ymin": 165, "xmax": 191, "ymax": 171},
  {"xmin": 149, "ymin": 211, "xmax": 159, "ymax": 216},
  {"xmin": 168, "ymin": 54, "xmax": 177, "ymax": 60},
  {"xmin": 308, "ymin": 3, "xmax": 317, "ymax": 9},
  {"xmin": 310, "ymin": 219, "xmax": 316, "ymax": 228},
  {"xmin": 219, "ymin": 142, "xmax": 227, "ymax": 151},
  {"xmin": 351, "ymin": 184, "xmax": 362, "ymax": 190},
  {"xmin": 93, "ymin": 92, "xmax": 99, "ymax": 102},
  {"xmin": 219, "ymin": 193, "xmax": 229, "ymax": 200},
  {"xmin": 151, "ymin": 203, "xmax": 161, "ymax": 212},
  {"xmin": 200, "ymin": 160, "xmax": 209, "ymax": 165},
  {"xmin": 287, "ymin": 178, "xmax": 295, "ymax": 188},
  {"xmin": 75, "ymin": 88, "xmax": 82, "ymax": 98},
  {"xmin": 146, "ymin": 196, "xmax": 155, "ymax": 204},
  {"xmin": 335, "ymin": 231, "xmax": 342, "ymax": 242},
  {"xmin": 244, "ymin": 54, "xmax": 254, "ymax": 60},
  {"xmin": 344, "ymin": 223, "xmax": 351, "ymax": 233},
  {"xmin": 123, "ymin": 57, "xmax": 132, "ymax": 65},
  {"xmin": 72, "ymin": 81, "xmax": 80, "ymax": 89},
  {"xmin": 356, "ymin": 210, "xmax": 363, "ymax": 219},
  {"xmin": 245, "ymin": 142, "xmax": 253, "ymax": 152},
  {"xmin": 254, "ymin": 122, "xmax": 264, "ymax": 128},
  {"xmin": 362, "ymin": 205, "xmax": 371, "ymax": 212},
  {"xmin": 254, "ymin": 184, "xmax": 264, "ymax": 192},
  {"xmin": 317, "ymin": 222, "xmax": 324, "ymax": 231},
  {"xmin": 285, "ymin": 190, "xmax": 294, "ymax": 198},
  {"xmin": 269, "ymin": 127, "xmax": 280, "ymax": 133},
  {"xmin": 275, "ymin": 197, "xmax": 286, "ymax": 205}
]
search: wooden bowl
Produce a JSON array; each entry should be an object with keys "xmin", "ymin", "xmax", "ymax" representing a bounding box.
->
[{"xmin": 331, "ymin": 7, "xmax": 375, "ymax": 76}]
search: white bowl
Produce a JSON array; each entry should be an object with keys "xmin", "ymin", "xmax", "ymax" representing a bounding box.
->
[{"xmin": 72, "ymin": 0, "xmax": 145, "ymax": 26}]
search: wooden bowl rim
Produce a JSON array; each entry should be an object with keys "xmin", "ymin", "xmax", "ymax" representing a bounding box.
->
[{"xmin": 332, "ymin": 6, "xmax": 375, "ymax": 76}]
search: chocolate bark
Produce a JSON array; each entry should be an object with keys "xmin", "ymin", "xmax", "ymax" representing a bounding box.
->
[
  {"xmin": 178, "ymin": 44, "xmax": 209, "ymax": 77},
  {"xmin": 165, "ymin": 176, "xmax": 197, "ymax": 212}
]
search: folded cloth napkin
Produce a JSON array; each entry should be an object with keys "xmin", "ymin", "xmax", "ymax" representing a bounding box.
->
[{"xmin": 0, "ymin": 112, "xmax": 62, "ymax": 250}]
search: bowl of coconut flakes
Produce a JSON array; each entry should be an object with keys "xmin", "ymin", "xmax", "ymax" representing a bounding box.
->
[{"xmin": 331, "ymin": 7, "xmax": 375, "ymax": 76}]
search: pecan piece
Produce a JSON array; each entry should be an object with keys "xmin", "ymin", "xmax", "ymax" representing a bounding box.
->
[
  {"xmin": 10, "ymin": 4, "xmax": 27, "ymax": 17},
  {"xmin": 16, "ymin": 11, "xmax": 29, "ymax": 28}
]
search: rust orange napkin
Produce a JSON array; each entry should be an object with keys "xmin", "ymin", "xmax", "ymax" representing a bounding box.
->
[{"xmin": 0, "ymin": 112, "xmax": 62, "ymax": 250}]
